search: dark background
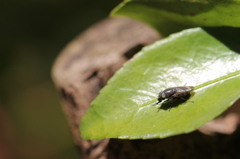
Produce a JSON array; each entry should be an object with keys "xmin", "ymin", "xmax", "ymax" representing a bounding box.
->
[{"xmin": 0, "ymin": 0, "xmax": 120, "ymax": 158}]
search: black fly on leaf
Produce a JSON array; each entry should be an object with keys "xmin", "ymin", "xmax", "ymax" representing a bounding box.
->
[{"xmin": 156, "ymin": 86, "xmax": 194, "ymax": 110}]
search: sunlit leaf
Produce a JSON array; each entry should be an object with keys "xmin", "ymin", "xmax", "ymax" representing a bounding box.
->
[{"xmin": 80, "ymin": 28, "xmax": 240, "ymax": 140}]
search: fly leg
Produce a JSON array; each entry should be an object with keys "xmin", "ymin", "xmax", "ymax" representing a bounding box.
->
[{"xmin": 180, "ymin": 97, "xmax": 194, "ymax": 103}]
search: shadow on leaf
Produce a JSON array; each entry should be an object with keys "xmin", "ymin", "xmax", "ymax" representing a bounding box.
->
[{"xmin": 158, "ymin": 94, "xmax": 193, "ymax": 111}]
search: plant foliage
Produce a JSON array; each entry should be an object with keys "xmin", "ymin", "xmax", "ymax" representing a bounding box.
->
[{"xmin": 80, "ymin": 28, "xmax": 240, "ymax": 140}]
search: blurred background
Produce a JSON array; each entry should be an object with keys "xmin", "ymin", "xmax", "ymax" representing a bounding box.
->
[{"xmin": 0, "ymin": 0, "xmax": 120, "ymax": 158}]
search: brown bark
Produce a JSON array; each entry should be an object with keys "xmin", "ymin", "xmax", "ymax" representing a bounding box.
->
[{"xmin": 52, "ymin": 17, "xmax": 240, "ymax": 159}]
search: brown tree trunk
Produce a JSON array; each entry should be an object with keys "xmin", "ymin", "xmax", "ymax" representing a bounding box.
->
[{"xmin": 51, "ymin": 17, "xmax": 240, "ymax": 159}]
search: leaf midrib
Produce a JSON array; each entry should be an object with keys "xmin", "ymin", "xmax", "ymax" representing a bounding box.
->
[{"xmin": 94, "ymin": 70, "xmax": 240, "ymax": 121}]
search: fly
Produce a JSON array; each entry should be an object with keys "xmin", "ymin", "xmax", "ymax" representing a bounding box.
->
[{"xmin": 157, "ymin": 86, "xmax": 194, "ymax": 104}]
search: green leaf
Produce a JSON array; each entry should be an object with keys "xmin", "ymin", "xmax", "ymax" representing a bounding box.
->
[
  {"xmin": 111, "ymin": 0, "xmax": 240, "ymax": 35},
  {"xmin": 80, "ymin": 28, "xmax": 240, "ymax": 140}
]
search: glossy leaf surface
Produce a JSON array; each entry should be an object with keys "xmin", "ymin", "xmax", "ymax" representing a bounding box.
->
[{"xmin": 80, "ymin": 28, "xmax": 240, "ymax": 140}]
